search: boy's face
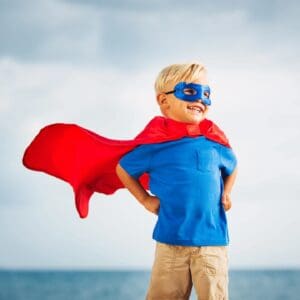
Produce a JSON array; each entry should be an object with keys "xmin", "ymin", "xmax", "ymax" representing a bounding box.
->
[{"xmin": 157, "ymin": 78, "xmax": 209, "ymax": 124}]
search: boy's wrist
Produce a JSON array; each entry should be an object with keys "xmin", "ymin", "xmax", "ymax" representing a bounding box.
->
[{"xmin": 223, "ymin": 190, "xmax": 231, "ymax": 195}]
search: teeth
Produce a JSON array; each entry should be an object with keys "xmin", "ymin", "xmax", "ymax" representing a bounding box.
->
[{"xmin": 187, "ymin": 106, "xmax": 202, "ymax": 112}]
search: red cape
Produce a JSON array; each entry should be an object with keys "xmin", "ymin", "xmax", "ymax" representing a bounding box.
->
[{"xmin": 23, "ymin": 116, "xmax": 230, "ymax": 218}]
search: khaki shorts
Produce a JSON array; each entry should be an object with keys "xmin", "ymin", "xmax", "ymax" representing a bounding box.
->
[{"xmin": 146, "ymin": 242, "xmax": 229, "ymax": 300}]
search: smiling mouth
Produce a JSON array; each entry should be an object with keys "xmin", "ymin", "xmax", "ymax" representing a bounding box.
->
[{"xmin": 187, "ymin": 104, "xmax": 204, "ymax": 114}]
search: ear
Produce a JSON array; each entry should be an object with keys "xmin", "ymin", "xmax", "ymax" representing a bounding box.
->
[
  {"xmin": 157, "ymin": 94, "xmax": 170, "ymax": 117},
  {"xmin": 156, "ymin": 93, "xmax": 168, "ymax": 107}
]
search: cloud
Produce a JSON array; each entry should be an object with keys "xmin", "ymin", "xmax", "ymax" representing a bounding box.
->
[
  {"xmin": 60, "ymin": 0, "xmax": 295, "ymax": 17},
  {"xmin": 0, "ymin": 0, "xmax": 100, "ymax": 63},
  {"xmin": 1, "ymin": 0, "xmax": 299, "ymax": 69}
]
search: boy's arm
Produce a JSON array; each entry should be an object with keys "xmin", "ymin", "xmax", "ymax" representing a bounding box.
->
[
  {"xmin": 222, "ymin": 167, "xmax": 238, "ymax": 211},
  {"xmin": 116, "ymin": 163, "xmax": 160, "ymax": 215}
]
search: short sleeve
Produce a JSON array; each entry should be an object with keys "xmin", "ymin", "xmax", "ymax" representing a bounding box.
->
[
  {"xmin": 119, "ymin": 144, "xmax": 153, "ymax": 179},
  {"xmin": 219, "ymin": 144, "xmax": 238, "ymax": 177}
]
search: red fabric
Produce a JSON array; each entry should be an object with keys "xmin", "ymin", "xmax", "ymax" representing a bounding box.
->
[{"xmin": 23, "ymin": 116, "xmax": 230, "ymax": 218}]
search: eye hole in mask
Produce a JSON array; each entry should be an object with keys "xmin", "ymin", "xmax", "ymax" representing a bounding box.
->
[
  {"xmin": 183, "ymin": 88, "xmax": 198, "ymax": 96},
  {"xmin": 203, "ymin": 91, "xmax": 210, "ymax": 98}
]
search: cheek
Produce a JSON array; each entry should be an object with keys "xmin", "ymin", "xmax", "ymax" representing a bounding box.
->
[
  {"xmin": 180, "ymin": 105, "xmax": 188, "ymax": 113},
  {"xmin": 172, "ymin": 102, "xmax": 183, "ymax": 111}
]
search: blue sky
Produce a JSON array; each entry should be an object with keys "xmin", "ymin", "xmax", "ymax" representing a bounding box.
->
[{"xmin": 0, "ymin": 0, "xmax": 299, "ymax": 269}]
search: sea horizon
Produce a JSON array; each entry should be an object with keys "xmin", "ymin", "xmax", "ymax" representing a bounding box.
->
[
  {"xmin": 1, "ymin": 266, "xmax": 300, "ymax": 272},
  {"xmin": 1, "ymin": 268, "xmax": 300, "ymax": 300}
]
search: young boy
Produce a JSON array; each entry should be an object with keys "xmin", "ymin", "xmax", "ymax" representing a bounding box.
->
[{"xmin": 116, "ymin": 62, "xmax": 238, "ymax": 300}]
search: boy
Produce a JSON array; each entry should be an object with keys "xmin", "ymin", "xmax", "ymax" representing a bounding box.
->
[{"xmin": 116, "ymin": 62, "xmax": 238, "ymax": 300}]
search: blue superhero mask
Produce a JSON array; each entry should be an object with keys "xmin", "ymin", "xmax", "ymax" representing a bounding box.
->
[{"xmin": 165, "ymin": 82, "xmax": 211, "ymax": 106}]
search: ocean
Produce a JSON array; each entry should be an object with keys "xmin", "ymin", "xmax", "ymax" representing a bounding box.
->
[{"xmin": 0, "ymin": 269, "xmax": 299, "ymax": 300}]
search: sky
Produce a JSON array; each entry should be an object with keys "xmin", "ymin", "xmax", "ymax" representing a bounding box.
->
[{"xmin": 0, "ymin": 0, "xmax": 299, "ymax": 270}]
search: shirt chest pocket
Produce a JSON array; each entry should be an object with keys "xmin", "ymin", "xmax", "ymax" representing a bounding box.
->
[{"xmin": 196, "ymin": 149, "xmax": 218, "ymax": 172}]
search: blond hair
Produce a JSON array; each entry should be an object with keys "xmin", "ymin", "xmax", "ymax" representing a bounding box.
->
[{"xmin": 154, "ymin": 62, "xmax": 207, "ymax": 95}]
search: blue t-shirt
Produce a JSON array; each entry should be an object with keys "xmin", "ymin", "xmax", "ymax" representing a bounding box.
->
[{"xmin": 119, "ymin": 136, "xmax": 237, "ymax": 246}]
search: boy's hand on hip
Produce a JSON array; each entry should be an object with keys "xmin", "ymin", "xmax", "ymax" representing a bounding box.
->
[
  {"xmin": 222, "ymin": 192, "xmax": 232, "ymax": 211},
  {"xmin": 143, "ymin": 195, "xmax": 160, "ymax": 215}
]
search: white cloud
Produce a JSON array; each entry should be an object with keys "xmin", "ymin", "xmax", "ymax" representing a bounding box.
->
[{"xmin": 1, "ymin": 0, "xmax": 299, "ymax": 69}]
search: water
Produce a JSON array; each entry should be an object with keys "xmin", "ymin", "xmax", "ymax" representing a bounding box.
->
[{"xmin": 0, "ymin": 269, "xmax": 299, "ymax": 300}]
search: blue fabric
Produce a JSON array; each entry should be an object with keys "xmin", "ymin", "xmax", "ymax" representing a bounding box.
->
[
  {"xmin": 119, "ymin": 136, "xmax": 237, "ymax": 246},
  {"xmin": 168, "ymin": 82, "xmax": 211, "ymax": 105}
]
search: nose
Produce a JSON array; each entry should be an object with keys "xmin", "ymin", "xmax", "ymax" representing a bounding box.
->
[
  {"xmin": 199, "ymin": 98, "xmax": 211, "ymax": 106},
  {"xmin": 194, "ymin": 99, "xmax": 206, "ymax": 106}
]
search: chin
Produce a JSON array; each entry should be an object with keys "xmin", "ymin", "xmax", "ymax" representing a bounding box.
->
[
  {"xmin": 185, "ymin": 109, "xmax": 207, "ymax": 124},
  {"xmin": 187, "ymin": 115, "xmax": 205, "ymax": 124}
]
